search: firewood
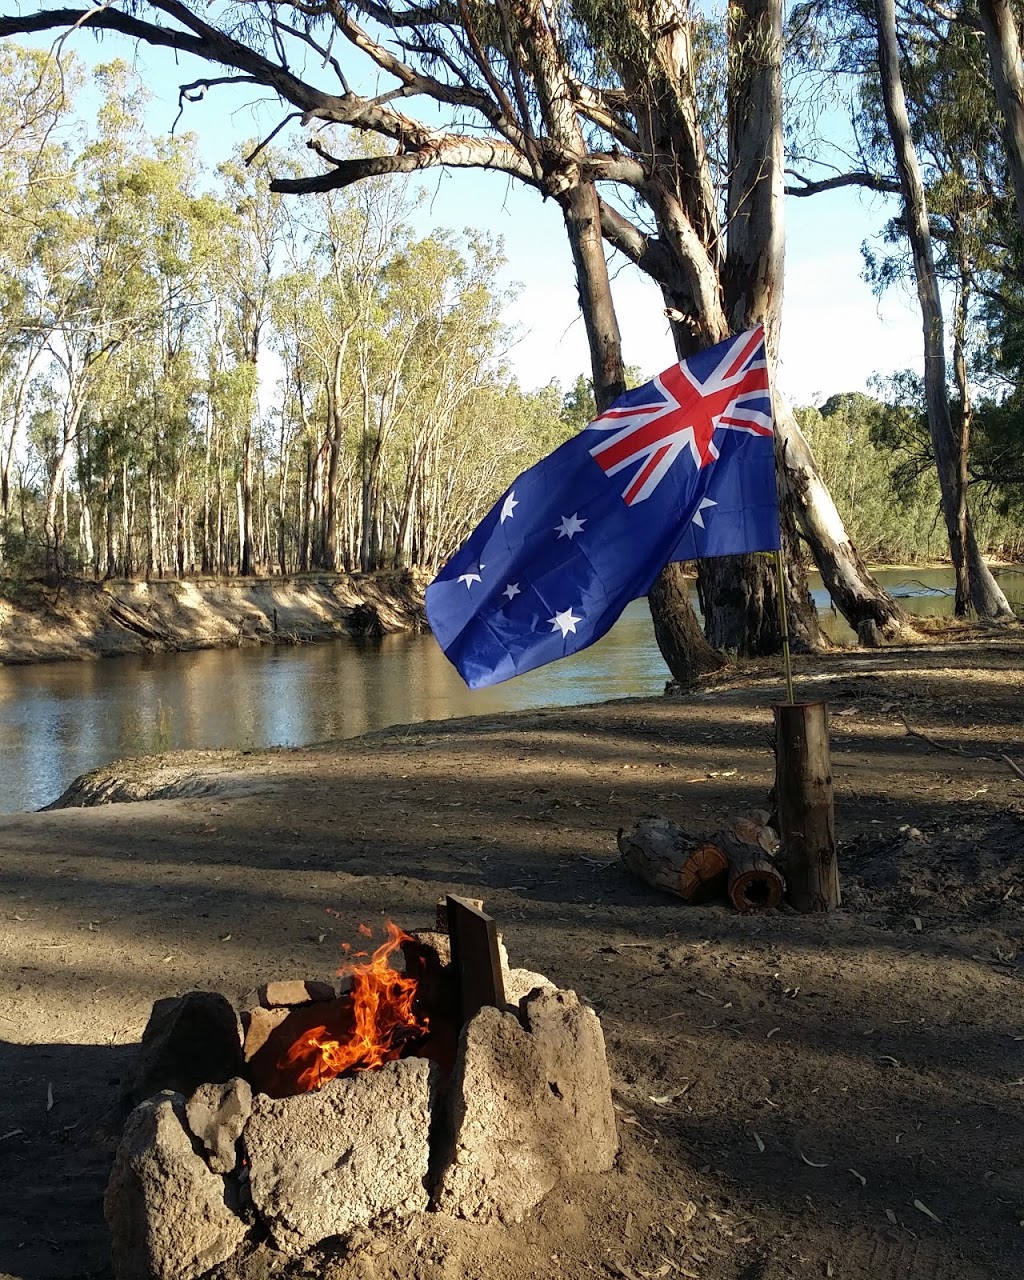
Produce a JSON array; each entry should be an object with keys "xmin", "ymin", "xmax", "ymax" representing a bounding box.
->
[
  {"xmin": 617, "ymin": 818, "xmax": 729, "ymax": 904},
  {"xmin": 716, "ymin": 830, "xmax": 786, "ymax": 912}
]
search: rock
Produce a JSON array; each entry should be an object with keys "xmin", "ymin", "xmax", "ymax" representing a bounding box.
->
[
  {"xmin": 105, "ymin": 1092, "xmax": 247, "ymax": 1280},
  {"xmin": 402, "ymin": 932, "xmax": 460, "ymax": 1080},
  {"xmin": 132, "ymin": 992, "xmax": 243, "ymax": 1105},
  {"xmin": 435, "ymin": 988, "xmax": 618, "ymax": 1225},
  {"xmin": 404, "ymin": 930, "xmax": 451, "ymax": 968},
  {"xmin": 258, "ymin": 980, "xmax": 336, "ymax": 1008},
  {"xmin": 185, "ymin": 1078, "xmax": 252, "ymax": 1174},
  {"xmin": 240, "ymin": 1006, "xmax": 291, "ymax": 1062},
  {"xmin": 504, "ymin": 968, "xmax": 556, "ymax": 1007},
  {"xmin": 244, "ymin": 1057, "xmax": 434, "ymax": 1254}
]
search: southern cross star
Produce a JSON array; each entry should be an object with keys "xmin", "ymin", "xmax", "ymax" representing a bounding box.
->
[
  {"xmin": 500, "ymin": 491, "xmax": 518, "ymax": 523},
  {"xmin": 555, "ymin": 512, "xmax": 586, "ymax": 539},
  {"xmin": 503, "ymin": 582, "xmax": 521, "ymax": 600},
  {"xmin": 691, "ymin": 497, "xmax": 717, "ymax": 528},
  {"xmin": 457, "ymin": 570, "xmax": 482, "ymax": 588},
  {"xmin": 548, "ymin": 607, "xmax": 582, "ymax": 637}
]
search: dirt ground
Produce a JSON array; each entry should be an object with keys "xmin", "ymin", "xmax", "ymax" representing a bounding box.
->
[{"xmin": 1, "ymin": 629, "xmax": 1023, "ymax": 1280}]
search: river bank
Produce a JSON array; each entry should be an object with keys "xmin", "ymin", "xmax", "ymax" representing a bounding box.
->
[
  {"xmin": 0, "ymin": 572, "xmax": 429, "ymax": 665},
  {"xmin": 1, "ymin": 636, "xmax": 1022, "ymax": 1279}
]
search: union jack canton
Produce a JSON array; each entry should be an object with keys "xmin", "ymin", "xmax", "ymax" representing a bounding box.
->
[{"xmin": 426, "ymin": 326, "xmax": 781, "ymax": 689}]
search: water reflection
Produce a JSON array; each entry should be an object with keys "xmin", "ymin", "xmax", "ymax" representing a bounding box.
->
[{"xmin": 1, "ymin": 567, "xmax": 1020, "ymax": 814}]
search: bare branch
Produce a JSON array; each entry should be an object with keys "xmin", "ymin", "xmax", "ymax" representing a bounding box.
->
[
  {"xmin": 571, "ymin": 82, "xmax": 642, "ymax": 152},
  {"xmin": 244, "ymin": 112, "xmax": 304, "ymax": 165},
  {"xmin": 271, "ymin": 134, "xmax": 542, "ymax": 194},
  {"xmin": 172, "ymin": 75, "xmax": 264, "ymax": 131},
  {"xmin": 597, "ymin": 198, "xmax": 676, "ymax": 284},
  {"xmin": 785, "ymin": 168, "xmax": 902, "ymax": 196}
]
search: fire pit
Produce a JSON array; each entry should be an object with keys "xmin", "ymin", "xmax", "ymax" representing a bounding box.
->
[{"xmin": 104, "ymin": 898, "xmax": 618, "ymax": 1280}]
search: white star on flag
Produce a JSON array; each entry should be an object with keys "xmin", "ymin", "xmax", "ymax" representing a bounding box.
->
[
  {"xmin": 503, "ymin": 583, "xmax": 521, "ymax": 600},
  {"xmin": 548, "ymin": 607, "xmax": 582, "ymax": 637},
  {"xmin": 458, "ymin": 570, "xmax": 482, "ymax": 588},
  {"xmin": 691, "ymin": 498, "xmax": 717, "ymax": 528},
  {"xmin": 555, "ymin": 513, "xmax": 586, "ymax": 539},
  {"xmin": 500, "ymin": 491, "xmax": 518, "ymax": 522}
]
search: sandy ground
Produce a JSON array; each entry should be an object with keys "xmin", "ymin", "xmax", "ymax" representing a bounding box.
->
[{"xmin": 1, "ymin": 630, "xmax": 1023, "ymax": 1280}]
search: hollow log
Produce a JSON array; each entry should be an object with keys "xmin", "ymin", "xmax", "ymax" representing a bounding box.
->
[
  {"xmin": 774, "ymin": 702, "xmax": 840, "ymax": 911},
  {"xmin": 716, "ymin": 831, "xmax": 785, "ymax": 911},
  {"xmin": 617, "ymin": 818, "xmax": 729, "ymax": 903}
]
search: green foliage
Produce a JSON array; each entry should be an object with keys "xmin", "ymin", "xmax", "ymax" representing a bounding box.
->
[
  {"xmin": 0, "ymin": 48, "xmax": 566, "ymax": 578},
  {"xmin": 797, "ymin": 385, "xmax": 1023, "ymax": 562}
]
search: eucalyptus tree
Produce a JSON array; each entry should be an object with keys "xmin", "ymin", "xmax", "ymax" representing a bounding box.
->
[
  {"xmin": 790, "ymin": 0, "xmax": 1021, "ymax": 618},
  {"xmin": 216, "ymin": 150, "xmax": 295, "ymax": 576},
  {"xmin": 873, "ymin": 0, "xmax": 1012, "ymax": 616},
  {"xmin": 0, "ymin": 1, "xmax": 913, "ymax": 679},
  {"xmin": 977, "ymin": 0, "xmax": 1024, "ymax": 236},
  {"xmin": 382, "ymin": 230, "xmax": 512, "ymax": 571},
  {"xmin": 0, "ymin": 45, "xmax": 79, "ymax": 568},
  {"xmin": 273, "ymin": 169, "xmax": 414, "ymax": 571}
]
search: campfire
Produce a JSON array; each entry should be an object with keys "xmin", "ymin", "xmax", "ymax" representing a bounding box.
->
[
  {"xmin": 105, "ymin": 897, "xmax": 618, "ymax": 1280},
  {"xmin": 275, "ymin": 921, "xmax": 429, "ymax": 1093}
]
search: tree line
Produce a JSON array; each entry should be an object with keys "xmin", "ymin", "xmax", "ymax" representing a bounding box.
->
[
  {"xmin": 0, "ymin": 3, "xmax": 1022, "ymax": 684},
  {"xmin": 0, "ymin": 50, "xmax": 567, "ymax": 581}
]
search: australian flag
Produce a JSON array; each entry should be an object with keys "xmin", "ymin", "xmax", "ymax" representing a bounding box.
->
[{"xmin": 426, "ymin": 326, "xmax": 781, "ymax": 689}]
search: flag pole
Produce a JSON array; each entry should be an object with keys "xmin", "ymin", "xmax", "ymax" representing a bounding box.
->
[
  {"xmin": 765, "ymin": 325, "xmax": 795, "ymax": 706},
  {"xmin": 773, "ymin": 547, "xmax": 795, "ymax": 705}
]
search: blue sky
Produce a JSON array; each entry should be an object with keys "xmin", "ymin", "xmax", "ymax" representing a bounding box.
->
[{"xmin": 19, "ymin": 20, "xmax": 925, "ymax": 407}]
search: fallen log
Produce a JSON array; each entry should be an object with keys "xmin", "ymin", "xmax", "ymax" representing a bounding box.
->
[
  {"xmin": 717, "ymin": 831, "xmax": 786, "ymax": 912},
  {"xmin": 617, "ymin": 818, "xmax": 729, "ymax": 904}
]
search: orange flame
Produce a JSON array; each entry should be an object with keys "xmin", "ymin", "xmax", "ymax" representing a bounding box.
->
[{"xmin": 279, "ymin": 921, "xmax": 427, "ymax": 1091}]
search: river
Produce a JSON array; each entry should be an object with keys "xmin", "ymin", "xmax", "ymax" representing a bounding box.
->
[{"xmin": 1, "ymin": 567, "xmax": 1020, "ymax": 815}]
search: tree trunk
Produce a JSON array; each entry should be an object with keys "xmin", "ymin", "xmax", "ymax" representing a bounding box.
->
[
  {"xmin": 775, "ymin": 402, "xmax": 909, "ymax": 637},
  {"xmin": 648, "ymin": 561, "xmax": 727, "ymax": 686},
  {"xmin": 696, "ymin": 0, "xmax": 822, "ymax": 655},
  {"xmin": 875, "ymin": 0, "xmax": 1013, "ymax": 619},
  {"xmin": 560, "ymin": 181, "xmax": 724, "ymax": 685},
  {"xmin": 240, "ymin": 425, "xmax": 254, "ymax": 577},
  {"xmin": 698, "ymin": 554, "xmax": 779, "ymax": 653},
  {"xmin": 561, "ymin": 181, "xmax": 626, "ymax": 410},
  {"xmin": 978, "ymin": 0, "xmax": 1024, "ymax": 237}
]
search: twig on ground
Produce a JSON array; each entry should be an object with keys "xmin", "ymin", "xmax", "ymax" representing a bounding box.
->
[{"xmin": 898, "ymin": 714, "xmax": 1024, "ymax": 784}]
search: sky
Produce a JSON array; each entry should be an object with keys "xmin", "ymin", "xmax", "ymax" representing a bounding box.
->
[{"xmin": 16, "ymin": 16, "xmax": 927, "ymax": 409}]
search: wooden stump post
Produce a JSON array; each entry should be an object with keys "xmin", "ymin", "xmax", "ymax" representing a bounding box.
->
[{"xmin": 774, "ymin": 702, "xmax": 840, "ymax": 911}]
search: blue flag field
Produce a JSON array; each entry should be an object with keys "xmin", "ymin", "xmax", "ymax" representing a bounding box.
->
[{"xmin": 426, "ymin": 326, "xmax": 781, "ymax": 689}]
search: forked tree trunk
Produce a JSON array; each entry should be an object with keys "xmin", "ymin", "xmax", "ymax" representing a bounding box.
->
[
  {"xmin": 875, "ymin": 0, "xmax": 1013, "ymax": 620},
  {"xmin": 559, "ymin": 173, "xmax": 723, "ymax": 684},
  {"xmin": 698, "ymin": 0, "xmax": 821, "ymax": 656}
]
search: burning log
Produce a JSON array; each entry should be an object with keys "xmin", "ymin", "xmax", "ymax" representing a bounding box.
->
[{"xmin": 617, "ymin": 818, "xmax": 729, "ymax": 903}]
